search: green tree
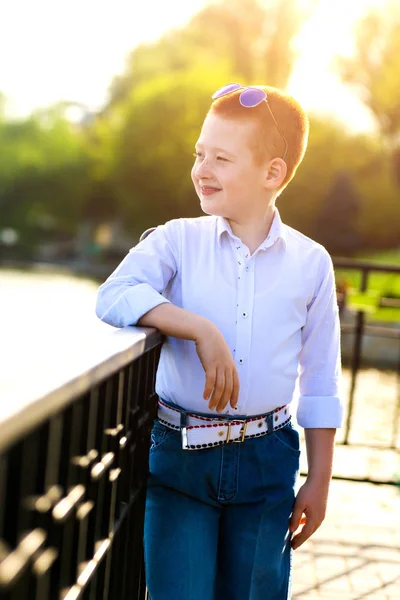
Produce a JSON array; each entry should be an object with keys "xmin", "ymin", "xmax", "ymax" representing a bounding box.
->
[
  {"xmin": 0, "ymin": 106, "xmax": 91, "ymax": 249},
  {"xmin": 278, "ymin": 116, "xmax": 400, "ymax": 252},
  {"xmin": 337, "ymin": 1, "xmax": 400, "ymax": 183},
  {"xmin": 108, "ymin": 0, "xmax": 315, "ymax": 112},
  {"xmin": 314, "ymin": 171, "xmax": 361, "ymax": 256}
]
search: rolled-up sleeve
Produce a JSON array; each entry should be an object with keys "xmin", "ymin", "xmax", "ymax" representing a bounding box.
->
[
  {"xmin": 296, "ymin": 249, "xmax": 343, "ymax": 428},
  {"xmin": 95, "ymin": 220, "xmax": 180, "ymax": 328}
]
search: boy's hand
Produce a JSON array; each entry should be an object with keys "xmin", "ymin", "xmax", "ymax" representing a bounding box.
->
[
  {"xmin": 194, "ymin": 323, "xmax": 240, "ymax": 413},
  {"xmin": 289, "ymin": 478, "xmax": 329, "ymax": 550}
]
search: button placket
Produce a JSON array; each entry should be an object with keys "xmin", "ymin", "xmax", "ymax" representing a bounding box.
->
[
  {"xmin": 236, "ymin": 250, "xmax": 253, "ymax": 329},
  {"xmin": 235, "ymin": 255, "xmax": 246, "ymax": 367},
  {"xmin": 234, "ymin": 250, "xmax": 255, "ymax": 413}
]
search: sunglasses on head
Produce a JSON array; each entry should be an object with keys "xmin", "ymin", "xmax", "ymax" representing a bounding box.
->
[{"xmin": 212, "ymin": 83, "xmax": 288, "ymax": 161}]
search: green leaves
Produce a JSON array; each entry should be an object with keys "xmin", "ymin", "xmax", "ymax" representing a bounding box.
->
[
  {"xmin": 337, "ymin": 1, "xmax": 400, "ymax": 143},
  {"xmin": 1, "ymin": 0, "xmax": 400, "ymax": 257}
]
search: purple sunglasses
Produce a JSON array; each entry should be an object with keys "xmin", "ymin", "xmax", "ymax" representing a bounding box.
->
[{"xmin": 212, "ymin": 83, "xmax": 288, "ymax": 160}]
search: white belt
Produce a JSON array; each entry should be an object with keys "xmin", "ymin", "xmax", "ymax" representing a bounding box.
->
[{"xmin": 157, "ymin": 399, "xmax": 291, "ymax": 450}]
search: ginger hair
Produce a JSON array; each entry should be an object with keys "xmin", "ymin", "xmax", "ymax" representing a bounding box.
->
[{"xmin": 209, "ymin": 85, "xmax": 309, "ymax": 193}]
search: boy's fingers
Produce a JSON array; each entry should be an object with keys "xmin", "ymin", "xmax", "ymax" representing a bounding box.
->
[
  {"xmin": 209, "ymin": 370, "xmax": 225, "ymax": 410},
  {"xmin": 291, "ymin": 518, "xmax": 317, "ymax": 550},
  {"xmin": 203, "ymin": 368, "xmax": 217, "ymax": 400},
  {"xmin": 292, "ymin": 516, "xmax": 323, "ymax": 550},
  {"xmin": 216, "ymin": 370, "xmax": 233, "ymax": 413},
  {"xmin": 230, "ymin": 369, "xmax": 240, "ymax": 408},
  {"xmin": 289, "ymin": 505, "xmax": 304, "ymax": 533}
]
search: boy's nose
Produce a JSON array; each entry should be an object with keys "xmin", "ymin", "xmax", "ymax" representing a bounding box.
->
[{"xmin": 195, "ymin": 159, "xmax": 213, "ymax": 179}]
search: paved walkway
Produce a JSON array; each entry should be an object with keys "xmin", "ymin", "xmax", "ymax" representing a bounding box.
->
[{"xmin": 292, "ymin": 477, "xmax": 400, "ymax": 599}]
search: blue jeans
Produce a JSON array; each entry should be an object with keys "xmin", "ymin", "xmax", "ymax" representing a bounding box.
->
[{"xmin": 144, "ymin": 418, "xmax": 300, "ymax": 600}]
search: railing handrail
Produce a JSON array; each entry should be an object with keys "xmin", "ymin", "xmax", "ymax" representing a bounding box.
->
[
  {"xmin": 333, "ymin": 257, "xmax": 400, "ymax": 273},
  {"xmin": 0, "ymin": 326, "xmax": 163, "ymax": 454}
]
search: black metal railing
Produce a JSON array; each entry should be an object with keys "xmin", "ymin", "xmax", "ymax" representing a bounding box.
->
[
  {"xmin": 333, "ymin": 258, "xmax": 400, "ymax": 450},
  {"xmin": 0, "ymin": 328, "xmax": 162, "ymax": 599}
]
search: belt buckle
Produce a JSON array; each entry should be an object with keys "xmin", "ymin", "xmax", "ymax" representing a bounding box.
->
[
  {"xmin": 230, "ymin": 421, "xmax": 247, "ymax": 443},
  {"xmin": 181, "ymin": 426, "xmax": 188, "ymax": 450}
]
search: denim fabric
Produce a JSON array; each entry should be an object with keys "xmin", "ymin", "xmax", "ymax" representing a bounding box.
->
[{"xmin": 144, "ymin": 419, "xmax": 300, "ymax": 600}]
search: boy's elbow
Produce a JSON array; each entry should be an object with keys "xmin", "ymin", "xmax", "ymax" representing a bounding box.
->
[
  {"xmin": 95, "ymin": 288, "xmax": 137, "ymax": 329},
  {"xmin": 95, "ymin": 279, "xmax": 161, "ymax": 328},
  {"xmin": 95, "ymin": 293, "xmax": 113, "ymax": 325},
  {"xmin": 95, "ymin": 302, "xmax": 126, "ymax": 328},
  {"xmin": 95, "ymin": 297, "xmax": 106, "ymax": 321},
  {"xmin": 95, "ymin": 289, "xmax": 120, "ymax": 327}
]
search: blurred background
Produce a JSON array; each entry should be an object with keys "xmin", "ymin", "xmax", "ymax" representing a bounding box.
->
[
  {"xmin": 1, "ymin": 0, "xmax": 399, "ymax": 405},
  {"xmin": 1, "ymin": 3, "xmax": 400, "ymax": 597}
]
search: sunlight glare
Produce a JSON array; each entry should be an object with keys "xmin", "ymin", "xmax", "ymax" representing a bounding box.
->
[
  {"xmin": 0, "ymin": 0, "xmax": 207, "ymax": 117},
  {"xmin": 0, "ymin": 0, "xmax": 387, "ymax": 131},
  {"xmin": 288, "ymin": 0, "xmax": 383, "ymax": 132}
]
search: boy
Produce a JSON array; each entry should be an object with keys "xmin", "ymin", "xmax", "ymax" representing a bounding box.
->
[{"xmin": 96, "ymin": 83, "xmax": 343, "ymax": 600}]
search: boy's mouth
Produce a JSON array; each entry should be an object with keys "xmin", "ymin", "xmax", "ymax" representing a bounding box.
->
[{"xmin": 200, "ymin": 186, "xmax": 221, "ymax": 196}]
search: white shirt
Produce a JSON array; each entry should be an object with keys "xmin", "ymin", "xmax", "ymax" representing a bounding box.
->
[{"xmin": 96, "ymin": 208, "xmax": 343, "ymax": 428}]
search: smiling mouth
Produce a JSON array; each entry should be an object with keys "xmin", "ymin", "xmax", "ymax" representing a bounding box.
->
[{"xmin": 200, "ymin": 186, "xmax": 221, "ymax": 195}]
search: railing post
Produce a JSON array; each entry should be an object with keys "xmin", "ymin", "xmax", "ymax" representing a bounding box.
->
[{"xmin": 343, "ymin": 268, "xmax": 369, "ymax": 445}]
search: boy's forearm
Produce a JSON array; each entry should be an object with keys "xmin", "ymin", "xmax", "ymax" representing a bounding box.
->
[
  {"xmin": 304, "ymin": 428, "xmax": 336, "ymax": 486},
  {"xmin": 290, "ymin": 428, "xmax": 336, "ymax": 549},
  {"xmin": 137, "ymin": 303, "xmax": 209, "ymax": 342}
]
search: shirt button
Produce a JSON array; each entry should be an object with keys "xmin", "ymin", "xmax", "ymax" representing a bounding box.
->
[
  {"xmin": 239, "ymin": 358, "xmax": 244, "ymax": 364},
  {"xmin": 242, "ymin": 312, "xmax": 248, "ymax": 318}
]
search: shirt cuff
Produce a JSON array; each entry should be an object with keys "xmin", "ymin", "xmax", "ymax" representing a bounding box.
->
[
  {"xmin": 296, "ymin": 395, "xmax": 343, "ymax": 428},
  {"xmin": 99, "ymin": 283, "xmax": 171, "ymax": 328}
]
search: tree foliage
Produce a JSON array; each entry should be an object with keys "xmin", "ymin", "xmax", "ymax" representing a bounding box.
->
[
  {"xmin": 277, "ymin": 115, "xmax": 400, "ymax": 250},
  {"xmin": 314, "ymin": 171, "xmax": 361, "ymax": 256},
  {"xmin": 337, "ymin": 0, "xmax": 400, "ymax": 185},
  {"xmin": 108, "ymin": 0, "xmax": 314, "ymax": 110},
  {"xmin": 1, "ymin": 0, "xmax": 399, "ymax": 258},
  {"xmin": 0, "ymin": 105, "xmax": 91, "ymax": 247}
]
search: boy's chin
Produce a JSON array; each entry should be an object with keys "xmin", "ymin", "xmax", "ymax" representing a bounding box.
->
[{"xmin": 200, "ymin": 200, "xmax": 228, "ymax": 218}]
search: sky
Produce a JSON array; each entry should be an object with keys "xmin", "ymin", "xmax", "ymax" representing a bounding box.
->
[{"xmin": 0, "ymin": 0, "xmax": 382, "ymax": 132}]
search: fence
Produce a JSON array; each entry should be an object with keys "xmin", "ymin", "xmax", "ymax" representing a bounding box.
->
[
  {"xmin": 0, "ymin": 328, "xmax": 162, "ymax": 599},
  {"xmin": 333, "ymin": 258, "xmax": 400, "ymax": 451}
]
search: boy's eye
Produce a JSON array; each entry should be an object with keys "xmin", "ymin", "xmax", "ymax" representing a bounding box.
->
[{"xmin": 192, "ymin": 152, "xmax": 229, "ymax": 162}]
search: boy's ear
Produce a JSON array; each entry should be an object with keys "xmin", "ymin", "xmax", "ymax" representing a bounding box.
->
[{"xmin": 265, "ymin": 158, "xmax": 287, "ymax": 189}]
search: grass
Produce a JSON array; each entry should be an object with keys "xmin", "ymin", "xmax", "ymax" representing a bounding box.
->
[{"xmin": 335, "ymin": 249, "xmax": 400, "ymax": 323}]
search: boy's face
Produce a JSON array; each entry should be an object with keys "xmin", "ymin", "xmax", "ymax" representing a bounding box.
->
[{"xmin": 192, "ymin": 113, "xmax": 269, "ymax": 220}]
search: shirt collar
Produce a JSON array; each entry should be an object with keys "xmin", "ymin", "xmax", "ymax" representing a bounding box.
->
[{"xmin": 216, "ymin": 207, "xmax": 287, "ymax": 252}]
